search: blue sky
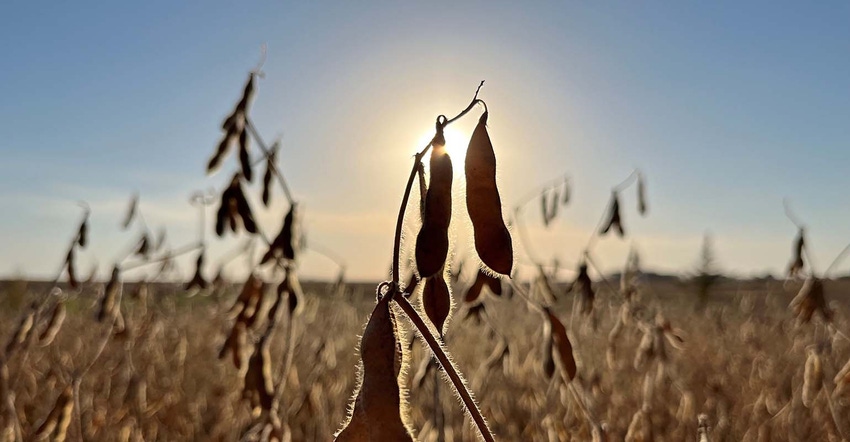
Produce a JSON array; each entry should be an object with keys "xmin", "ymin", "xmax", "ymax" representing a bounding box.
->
[{"xmin": 2, "ymin": 2, "xmax": 849, "ymax": 281}]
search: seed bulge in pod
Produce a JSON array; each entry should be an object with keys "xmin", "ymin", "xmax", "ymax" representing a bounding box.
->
[{"xmin": 422, "ymin": 274, "xmax": 452, "ymax": 337}]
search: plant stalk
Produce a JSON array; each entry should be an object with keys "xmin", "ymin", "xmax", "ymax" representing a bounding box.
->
[{"xmin": 393, "ymin": 295, "xmax": 495, "ymax": 442}]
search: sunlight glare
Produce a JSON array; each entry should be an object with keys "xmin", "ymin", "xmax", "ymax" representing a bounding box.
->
[{"xmin": 416, "ymin": 126, "xmax": 468, "ymax": 170}]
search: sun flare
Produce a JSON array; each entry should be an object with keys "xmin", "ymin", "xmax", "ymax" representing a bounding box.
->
[{"xmin": 416, "ymin": 126, "xmax": 469, "ymax": 169}]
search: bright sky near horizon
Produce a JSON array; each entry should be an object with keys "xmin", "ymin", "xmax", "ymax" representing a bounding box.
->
[{"xmin": 1, "ymin": 2, "xmax": 849, "ymax": 282}]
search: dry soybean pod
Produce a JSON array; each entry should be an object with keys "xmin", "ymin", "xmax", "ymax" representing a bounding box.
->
[
  {"xmin": 788, "ymin": 228, "xmax": 805, "ymax": 277},
  {"xmin": 465, "ymin": 269, "xmax": 501, "ymax": 303},
  {"xmin": 233, "ymin": 180, "xmax": 258, "ymax": 234},
  {"xmin": 335, "ymin": 294, "xmax": 413, "ymax": 441},
  {"xmin": 637, "ymin": 171, "xmax": 648, "ymax": 215},
  {"xmin": 600, "ymin": 191, "xmax": 624, "ymax": 237},
  {"xmin": 65, "ymin": 249, "xmax": 78, "ymax": 289},
  {"xmin": 262, "ymin": 144, "xmax": 278, "ymax": 206},
  {"xmin": 415, "ymin": 127, "xmax": 452, "ymax": 278},
  {"xmin": 239, "ymin": 128, "xmax": 253, "ymax": 182},
  {"xmin": 545, "ymin": 307, "xmax": 578, "ymax": 382},
  {"xmin": 465, "ymin": 110, "xmax": 513, "ymax": 275},
  {"xmin": 262, "ymin": 203, "xmax": 298, "ymax": 264}
]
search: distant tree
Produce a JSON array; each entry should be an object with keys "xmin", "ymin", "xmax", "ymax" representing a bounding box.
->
[{"xmin": 693, "ymin": 232, "xmax": 720, "ymax": 310}]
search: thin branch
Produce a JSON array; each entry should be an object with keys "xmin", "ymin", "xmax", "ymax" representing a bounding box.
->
[
  {"xmin": 271, "ymin": 306, "xmax": 297, "ymax": 418},
  {"xmin": 511, "ymin": 208, "xmax": 543, "ymax": 266},
  {"xmin": 825, "ymin": 240, "xmax": 850, "ymax": 277},
  {"xmin": 191, "ymin": 191, "xmax": 215, "ymax": 245},
  {"xmin": 507, "ymin": 279, "xmax": 545, "ymax": 315},
  {"xmin": 783, "ymin": 200, "xmax": 818, "ymax": 275},
  {"xmin": 113, "ymin": 234, "xmax": 149, "ymax": 268},
  {"xmin": 480, "ymin": 304, "xmax": 509, "ymax": 343},
  {"xmin": 393, "ymin": 295, "xmax": 495, "ymax": 442},
  {"xmin": 252, "ymin": 43, "xmax": 267, "ymax": 76},
  {"xmin": 391, "ymin": 149, "xmax": 430, "ymax": 289},
  {"xmin": 511, "ymin": 172, "xmax": 571, "ymax": 212},
  {"xmin": 441, "ymin": 81, "xmax": 486, "ymax": 126},
  {"xmin": 216, "ymin": 238, "xmax": 255, "ymax": 270},
  {"xmin": 120, "ymin": 242, "xmax": 204, "ymax": 272},
  {"xmin": 72, "ymin": 287, "xmax": 123, "ymax": 441},
  {"xmin": 583, "ymin": 251, "xmax": 619, "ymax": 296},
  {"xmin": 568, "ymin": 383, "xmax": 602, "ymax": 435},
  {"xmin": 305, "ymin": 240, "xmax": 347, "ymax": 271},
  {"xmin": 508, "ymin": 173, "xmax": 572, "ymax": 276},
  {"xmin": 828, "ymin": 324, "xmax": 850, "ymax": 345},
  {"xmin": 612, "ymin": 168, "xmax": 640, "ymax": 193},
  {"xmin": 514, "ymin": 257, "xmax": 577, "ymax": 275},
  {"xmin": 584, "ymin": 197, "xmax": 613, "ymax": 253},
  {"xmin": 783, "ymin": 197, "xmax": 806, "ymax": 230},
  {"xmin": 134, "ymin": 208, "xmax": 152, "ymax": 241},
  {"xmin": 245, "ymin": 118, "xmax": 294, "ymax": 204}
]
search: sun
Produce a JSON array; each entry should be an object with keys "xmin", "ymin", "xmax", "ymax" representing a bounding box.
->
[{"xmin": 415, "ymin": 126, "xmax": 469, "ymax": 170}]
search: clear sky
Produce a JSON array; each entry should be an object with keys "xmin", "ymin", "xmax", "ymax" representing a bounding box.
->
[{"xmin": 2, "ymin": 2, "xmax": 849, "ymax": 282}]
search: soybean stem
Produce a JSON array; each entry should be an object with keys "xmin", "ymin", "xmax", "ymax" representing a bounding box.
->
[
  {"xmin": 512, "ymin": 207, "xmax": 542, "ymax": 267},
  {"xmin": 306, "ymin": 240, "xmax": 347, "ymax": 271},
  {"xmin": 583, "ymin": 251, "xmax": 619, "ymax": 296},
  {"xmin": 245, "ymin": 118, "xmax": 294, "ymax": 204},
  {"xmin": 392, "ymin": 148, "xmax": 430, "ymax": 288},
  {"xmin": 612, "ymin": 168, "xmax": 640, "ymax": 193},
  {"xmin": 393, "ymin": 295, "xmax": 495, "ymax": 442},
  {"xmin": 120, "ymin": 242, "xmax": 203, "ymax": 272},
  {"xmin": 512, "ymin": 172, "xmax": 570, "ymax": 212},
  {"xmin": 783, "ymin": 197, "xmax": 805, "ymax": 231},
  {"xmin": 825, "ymin": 240, "xmax": 850, "ymax": 277}
]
